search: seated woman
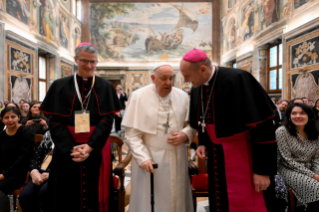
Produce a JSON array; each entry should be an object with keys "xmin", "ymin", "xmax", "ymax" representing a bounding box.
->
[
  {"xmin": 277, "ymin": 103, "xmax": 319, "ymax": 212},
  {"xmin": 0, "ymin": 107, "xmax": 34, "ymax": 212},
  {"xmin": 19, "ymin": 131, "xmax": 54, "ymax": 212},
  {"xmin": 21, "ymin": 101, "xmax": 49, "ymax": 135}
]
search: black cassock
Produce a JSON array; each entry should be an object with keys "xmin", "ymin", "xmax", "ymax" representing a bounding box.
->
[
  {"xmin": 40, "ymin": 75, "xmax": 122, "ymax": 212},
  {"xmin": 190, "ymin": 67, "xmax": 278, "ymax": 212}
]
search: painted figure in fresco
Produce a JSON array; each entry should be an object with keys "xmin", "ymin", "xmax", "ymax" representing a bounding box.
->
[
  {"xmin": 240, "ymin": 4, "xmax": 253, "ymax": 41},
  {"xmin": 74, "ymin": 28, "xmax": 81, "ymax": 49},
  {"xmin": 227, "ymin": 18, "xmax": 236, "ymax": 50},
  {"xmin": 40, "ymin": 0, "xmax": 55, "ymax": 43},
  {"xmin": 0, "ymin": 0, "xmax": 4, "ymax": 11},
  {"xmin": 261, "ymin": 0, "xmax": 280, "ymax": 28},
  {"xmin": 59, "ymin": 14, "xmax": 69, "ymax": 49},
  {"xmin": 283, "ymin": 0, "xmax": 294, "ymax": 19},
  {"xmin": 6, "ymin": 0, "xmax": 30, "ymax": 24},
  {"xmin": 12, "ymin": 76, "xmax": 30, "ymax": 104}
]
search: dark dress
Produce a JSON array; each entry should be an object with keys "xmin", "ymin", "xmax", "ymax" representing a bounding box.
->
[
  {"xmin": 40, "ymin": 75, "xmax": 122, "ymax": 212},
  {"xmin": 0, "ymin": 126, "xmax": 34, "ymax": 194},
  {"xmin": 190, "ymin": 67, "xmax": 278, "ymax": 212},
  {"xmin": 21, "ymin": 115, "xmax": 49, "ymax": 135}
]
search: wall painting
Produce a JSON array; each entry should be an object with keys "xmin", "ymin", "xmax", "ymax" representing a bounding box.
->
[
  {"xmin": 239, "ymin": 1, "xmax": 254, "ymax": 42},
  {"xmin": 39, "ymin": 0, "xmax": 56, "ymax": 43},
  {"xmin": 6, "ymin": 0, "xmax": 31, "ymax": 25},
  {"xmin": 90, "ymin": 2, "xmax": 212, "ymax": 62},
  {"xmin": 59, "ymin": 10, "xmax": 70, "ymax": 49}
]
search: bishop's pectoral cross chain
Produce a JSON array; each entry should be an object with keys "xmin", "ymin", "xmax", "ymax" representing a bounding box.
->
[{"xmin": 200, "ymin": 68, "xmax": 218, "ymax": 133}]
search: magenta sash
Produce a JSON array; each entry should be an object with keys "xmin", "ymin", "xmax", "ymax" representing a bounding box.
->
[
  {"xmin": 206, "ymin": 124, "xmax": 267, "ymax": 212},
  {"xmin": 67, "ymin": 126, "xmax": 111, "ymax": 212}
]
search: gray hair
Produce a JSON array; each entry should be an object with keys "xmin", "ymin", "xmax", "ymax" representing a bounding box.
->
[{"xmin": 75, "ymin": 45, "xmax": 98, "ymax": 58}]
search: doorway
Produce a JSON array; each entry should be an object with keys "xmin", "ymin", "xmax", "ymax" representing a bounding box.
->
[{"xmin": 108, "ymin": 79, "xmax": 121, "ymax": 89}]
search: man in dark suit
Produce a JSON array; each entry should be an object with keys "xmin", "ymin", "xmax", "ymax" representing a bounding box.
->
[
  {"xmin": 115, "ymin": 84, "xmax": 127, "ymax": 132},
  {"xmin": 274, "ymin": 100, "xmax": 289, "ymax": 130}
]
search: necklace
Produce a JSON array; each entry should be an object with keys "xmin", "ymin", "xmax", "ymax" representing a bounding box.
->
[
  {"xmin": 200, "ymin": 68, "xmax": 218, "ymax": 133},
  {"xmin": 154, "ymin": 88, "xmax": 171, "ymax": 134}
]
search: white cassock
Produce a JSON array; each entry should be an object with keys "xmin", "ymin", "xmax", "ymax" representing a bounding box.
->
[{"xmin": 122, "ymin": 84, "xmax": 196, "ymax": 212}]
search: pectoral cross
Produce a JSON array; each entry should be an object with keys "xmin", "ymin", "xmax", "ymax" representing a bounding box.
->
[
  {"xmin": 201, "ymin": 120, "xmax": 206, "ymax": 133},
  {"xmin": 163, "ymin": 120, "xmax": 170, "ymax": 134}
]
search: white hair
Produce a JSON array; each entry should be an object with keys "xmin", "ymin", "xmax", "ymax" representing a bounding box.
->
[{"xmin": 153, "ymin": 62, "xmax": 173, "ymax": 73}]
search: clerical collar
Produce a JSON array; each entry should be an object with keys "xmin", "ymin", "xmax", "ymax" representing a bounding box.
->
[{"xmin": 204, "ymin": 66, "xmax": 216, "ymax": 86}]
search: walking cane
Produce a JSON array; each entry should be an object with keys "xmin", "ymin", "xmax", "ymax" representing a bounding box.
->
[{"xmin": 150, "ymin": 163, "xmax": 158, "ymax": 212}]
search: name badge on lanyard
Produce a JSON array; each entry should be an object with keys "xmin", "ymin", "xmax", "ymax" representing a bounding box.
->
[
  {"xmin": 74, "ymin": 73, "xmax": 95, "ymax": 133},
  {"xmin": 75, "ymin": 110, "xmax": 90, "ymax": 133}
]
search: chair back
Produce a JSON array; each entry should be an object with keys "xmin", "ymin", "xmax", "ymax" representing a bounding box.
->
[
  {"xmin": 35, "ymin": 134, "xmax": 44, "ymax": 144},
  {"xmin": 109, "ymin": 135, "xmax": 124, "ymax": 162}
]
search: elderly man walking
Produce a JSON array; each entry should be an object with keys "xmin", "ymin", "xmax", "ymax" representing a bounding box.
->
[{"xmin": 122, "ymin": 62, "xmax": 196, "ymax": 212}]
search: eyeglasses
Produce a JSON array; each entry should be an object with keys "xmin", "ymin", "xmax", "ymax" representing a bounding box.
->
[{"xmin": 76, "ymin": 57, "xmax": 98, "ymax": 65}]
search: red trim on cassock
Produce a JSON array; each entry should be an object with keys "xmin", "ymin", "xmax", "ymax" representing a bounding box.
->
[
  {"xmin": 40, "ymin": 91, "xmax": 77, "ymax": 117},
  {"xmin": 245, "ymin": 114, "xmax": 275, "ymax": 127},
  {"xmin": 93, "ymin": 88, "xmax": 122, "ymax": 116},
  {"xmin": 100, "ymin": 120, "xmax": 112, "ymax": 127},
  {"xmin": 254, "ymin": 140, "xmax": 277, "ymax": 144}
]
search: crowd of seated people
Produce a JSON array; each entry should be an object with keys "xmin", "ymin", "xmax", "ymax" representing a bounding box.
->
[{"xmin": 0, "ymin": 94, "xmax": 319, "ymax": 212}]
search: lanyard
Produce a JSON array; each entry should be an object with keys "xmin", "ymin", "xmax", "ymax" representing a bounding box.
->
[{"xmin": 74, "ymin": 73, "xmax": 95, "ymax": 111}]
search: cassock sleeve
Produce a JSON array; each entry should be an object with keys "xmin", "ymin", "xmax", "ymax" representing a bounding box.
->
[
  {"xmin": 3, "ymin": 128, "xmax": 34, "ymax": 178},
  {"xmin": 198, "ymin": 128, "xmax": 211, "ymax": 149},
  {"xmin": 125, "ymin": 127, "xmax": 152, "ymax": 166},
  {"xmin": 249, "ymin": 118, "xmax": 277, "ymax": 176},
  {"xmin": 87, "ymin": 114, "xmax": 114, "ymax": 150},
  {"xmin": 48, "ymin": 115, "xmax": 76, "ymax": 155},
  {"xmin": 181, "ymin": 96, "xmax": 197, "ymax": 145},
  {"xmin": 181, "ymin": 125, "xmax": 197, "ymax": 145},
  {"xmin": 277, "ymin": 127, "xmax": 316, "ymax": 178}
]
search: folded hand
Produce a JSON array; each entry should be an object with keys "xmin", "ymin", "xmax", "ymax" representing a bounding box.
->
[
  {"xmin": 71, "ymin": 144, "xmax": 93, "ymax": 162},
  {"xmin": 167, "ymin": 132, "xmax": 188, "ymax": 146}
]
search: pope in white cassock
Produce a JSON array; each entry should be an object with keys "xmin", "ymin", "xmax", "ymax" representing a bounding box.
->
[{"xmin": 122, "ymin": 63, "xmax": 196, "ymax": 212}]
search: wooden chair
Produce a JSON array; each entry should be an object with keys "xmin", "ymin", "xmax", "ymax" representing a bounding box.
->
[
  {"xmin": 12, "ymin": 133, "xmax": 44, "ymax": 211},
  {"xmin": 188, "ymin": 135, "xmax": 209, "ymax": 212},
  {"xmin": 109, "ymin": 135, "xmax": 132, "ymax": 212},
  {"xmin": 288, "ymin": 189, "xmax": 296, "ymax": 212}
]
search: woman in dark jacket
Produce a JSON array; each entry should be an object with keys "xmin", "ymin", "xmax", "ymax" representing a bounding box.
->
[
  {"xmin": 19, "ymin": 131, "xmax": 54, "ymax": 212},
  {"xmin": 21, "ymin": 101, "xmax": 49, "ymax": 135},
  {"xmin": 0, "ymin": 107, "xmax": 34, "ymax": 212}
]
